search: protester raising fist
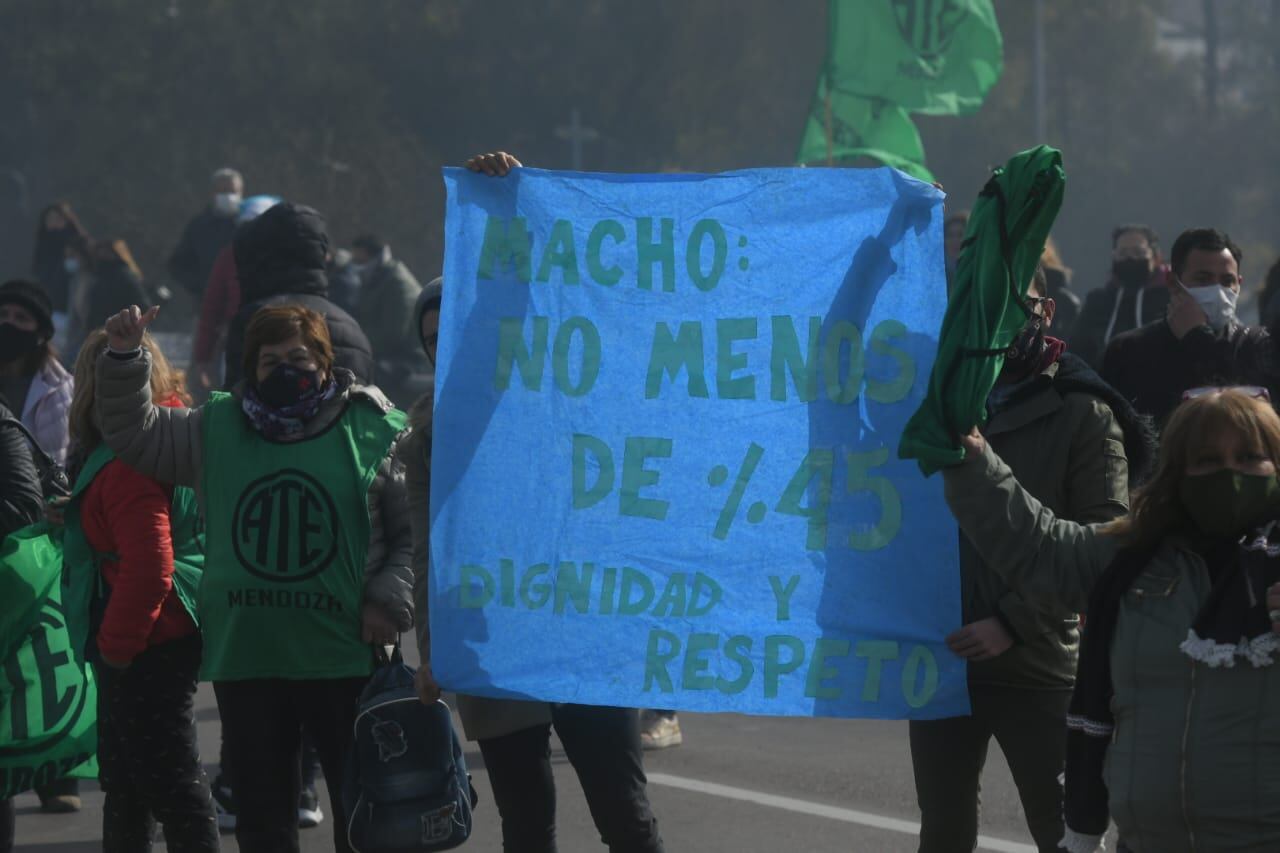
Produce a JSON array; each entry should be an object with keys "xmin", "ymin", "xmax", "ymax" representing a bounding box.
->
[
  {"xmin": 93, "ymin": 301, "xmax": 413, "ymax": 853},
  {"xmin": 104, "ymin": 304, "xmax": 160, "ymax": 352}
]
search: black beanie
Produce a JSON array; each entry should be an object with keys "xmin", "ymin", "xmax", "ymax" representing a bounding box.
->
[{"xmin": 0, "ymin": 279, "xmax": 54, "ymax": 338}]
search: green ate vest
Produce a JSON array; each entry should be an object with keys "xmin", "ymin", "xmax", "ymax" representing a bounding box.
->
[
  {"xmin": 62, "ymin": 443, "xmax": 202, "ymax": 661},
  {"xmin": 199, "ymin": 391, "xmax": 405, "ymax": 681}
]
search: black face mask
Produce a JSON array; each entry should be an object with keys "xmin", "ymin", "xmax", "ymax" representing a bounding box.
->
[
  {"xmin": 0, "ymin": 324, "xmax": 41, "ymax": 363},
  {"xmin": 255, "ymin": 364, "xmax": 322, "ymax": 409},
  {"xmin": 1112, "ymin": 258, "xmax": 1150, "ymax": 288}
]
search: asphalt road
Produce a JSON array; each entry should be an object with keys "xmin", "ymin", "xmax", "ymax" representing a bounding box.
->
[{"xmin": 7, "ymin": 645, "xmax": 1071, "ymax": 853}]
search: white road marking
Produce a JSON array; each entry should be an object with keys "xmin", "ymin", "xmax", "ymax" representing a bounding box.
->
[{"xmin": 647, "ymin": 772, "xmax": 1037, "ymax": 853}]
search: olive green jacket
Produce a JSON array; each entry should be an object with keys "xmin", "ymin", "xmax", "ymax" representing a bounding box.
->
[
  {"xmin": 966, "ymin": 366, "xmax": 1129, "ymax": 689},
  {"xmin": 945, "ymin": 445, "xmax": 1280, "ymax": 852}
]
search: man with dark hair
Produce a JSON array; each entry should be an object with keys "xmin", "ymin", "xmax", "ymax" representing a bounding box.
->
[
  {"xmin": 1101, "ymin": 227, "xmax": 1264, "ymax": 425},
  {"xmin": 910, "ymin": 266, "xmax": 1150, "ymax": 853},
  {"xmin": 1072, "ymin": 224, "xmax": 1170, "ymax": 367},
  {"xmin": 349, "ymin": 234, "xmax": 425, "ymax": 407}
]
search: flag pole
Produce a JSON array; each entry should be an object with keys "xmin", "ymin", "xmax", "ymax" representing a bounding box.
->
[
  {"xmin": 823, "ymin": 0, "xmax": 836, "ymax": 166},
  {"xmin": 824, "ymin": 76, "xmax": 835, "ymax": 166},
  {"xmin": 1033, "ymin": 0, "xmax": 1046, "ymax": 141}
]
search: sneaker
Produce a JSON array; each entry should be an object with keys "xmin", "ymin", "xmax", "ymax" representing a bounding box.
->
[
  {"xmin": 38, "ymin": 794, "xmax": 81, "ymax": 813},
  {"xmin": 211, "ymin": 777, "xmax": 237, "ymax": 831},
  {"xmin": 639, "ymin": 710, "xmax": 683, "ymax": 751},
  {"xmin": 298, "ymin": 786, "xmax": 324, "ymax": 829}
]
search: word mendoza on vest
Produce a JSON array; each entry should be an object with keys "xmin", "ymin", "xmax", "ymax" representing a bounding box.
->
[{"xmin": 227, "ymin": 588, "xmax": 344, "ymax": 612}]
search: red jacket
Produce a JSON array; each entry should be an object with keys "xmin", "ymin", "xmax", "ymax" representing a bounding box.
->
[
  {"xmin": 192, "ymin": 245, "xmax": 241, "ymax": 365},
  {"xmin": 79, "ymin": 400, "xmax": 197, "ymax": 664}
]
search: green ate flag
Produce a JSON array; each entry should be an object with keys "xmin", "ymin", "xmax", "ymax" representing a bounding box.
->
[
  {"xmin": 829, "ymin": 0, "xmax": 1003, "ymax": 116},
  {"xmin": 899, "ymin": 145, "xmax": 1066, "ymax": 475},
  {"xmin": 0, "ymin": 524, "xmax": 97, "ymax": 797},
  {"xmin": 796, "ymin": 77, "xmax": 934, "ymax": 182}
]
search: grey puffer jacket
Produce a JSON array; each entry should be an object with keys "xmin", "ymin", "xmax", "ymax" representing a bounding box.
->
[
  {"xmin": 95, "ymin": 348, "xmax": 414, "ymax": 631},
  {"xmin": 400, "ymin": 391, "xmax": 551, "ymax": 742}
]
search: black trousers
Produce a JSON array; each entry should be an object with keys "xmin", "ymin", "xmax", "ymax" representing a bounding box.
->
[
  {"xmin": 95, "ymin": 632, "xmax": 219, "ymax": 853},
  {"xmin": 213, "ymin": 676, "xmax": 367, "ymax": 853},
  {"xmin": 910, "ymin": 684, "xmax": 1072, "ymax": 853},
  {"xmin": 216, "ymin": 730, "xmax": 321, "ymax": 791},
  {"xmin": 477, "ymin": 704, "xmax": 664, "ymax": 853}
]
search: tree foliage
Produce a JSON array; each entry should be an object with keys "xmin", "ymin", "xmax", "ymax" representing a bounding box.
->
[{"xmin": 0, "ymin": 0, "xmax": 1275, "ymax": 309}]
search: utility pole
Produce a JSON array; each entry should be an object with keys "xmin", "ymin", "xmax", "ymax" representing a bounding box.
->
[
  {"xmin": 1033, "ymin": 0, "xmax": 1047, "ymax": 141},
  {"xmin": 554, "ymin": 108, "xmax": 599, "ymax": 171},
  {"xmin": 1203, "ymin": 0, "xmax": 1219, "ymax": 119}
]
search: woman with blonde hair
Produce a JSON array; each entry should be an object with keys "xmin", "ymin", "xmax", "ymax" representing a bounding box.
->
[
  {"xmin": 944, "ymin": 387, "xmax": 1280, "ymax": 852},
  {"xmin": 63, "ymin": 328, "xmax": 218, "ymax": 851}
]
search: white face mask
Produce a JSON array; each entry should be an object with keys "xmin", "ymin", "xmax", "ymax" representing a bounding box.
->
[
  {"xmin": 212, "ymin": 192, "xmax": 242, "ymax": 216},
  {"xmin": 1182, "ymin": 280, "xmax": 1238, "ymax": 332}
]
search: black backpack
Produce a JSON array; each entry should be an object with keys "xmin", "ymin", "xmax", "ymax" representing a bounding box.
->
[{"xmin": 343, "ymin": 647, "xmax": 477, "ymax": 852}]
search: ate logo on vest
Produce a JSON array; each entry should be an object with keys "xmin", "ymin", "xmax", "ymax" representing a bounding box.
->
[
  {"xmin": 233, "ymin": 469, "xmax": 340, "ymax": 582},
  {"xmin": 0, "ymin": 599, "xmax": 88, "ymax": 756},
  {"xmin": 892, "ymin": 0, "xmax": 966, "ymax": 59}
]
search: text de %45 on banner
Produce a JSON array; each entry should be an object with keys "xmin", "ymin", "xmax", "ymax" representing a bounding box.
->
[{"xmin": 705, "ymin": 442, "xmax": 903, "ymax": 552}]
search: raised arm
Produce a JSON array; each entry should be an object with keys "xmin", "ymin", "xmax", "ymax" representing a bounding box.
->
[
  {"xmin": 943, "ymin": 432, "xmax": 1120, "ymax": 613},
  {"xmin": 96, "ymin": 306, "xmax": 205, "ymax": 487}
]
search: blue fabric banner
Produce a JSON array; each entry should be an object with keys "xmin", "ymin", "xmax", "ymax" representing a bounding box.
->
[{"xmin": 431, "ymin": 166, "xmax": 967, "ymax": 719}]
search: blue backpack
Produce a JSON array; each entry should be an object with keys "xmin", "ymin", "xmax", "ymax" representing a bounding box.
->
[{"xmin": 344, "ymin": 647, "xmax": 477, "ymax": 852}]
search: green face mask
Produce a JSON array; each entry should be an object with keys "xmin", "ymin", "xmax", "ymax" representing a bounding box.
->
[{"xmin": 1179, "ymin": 469, "xmax": 1280, "ymax": 537}]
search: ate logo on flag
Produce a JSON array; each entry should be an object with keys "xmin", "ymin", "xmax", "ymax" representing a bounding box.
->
[{"xmin": 892, "ymin": 0, "xmax": 967, "ymax": 61}]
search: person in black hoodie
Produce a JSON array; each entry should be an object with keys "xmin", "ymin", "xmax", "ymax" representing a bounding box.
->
[
  {"xmin": 222, "ymin": 203, "xmax": 374, "ymax": 388},
  {"xmin": 1072, "ymin": 224, "xmax": 1170, "ymax": 368}
]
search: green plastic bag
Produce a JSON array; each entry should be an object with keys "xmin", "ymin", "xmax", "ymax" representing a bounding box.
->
[
  {"xmin": 899, "ymin": 145, "xmax": 1066, "ymax": 475},
  {"xmin": 0, "ymin": 523, "xmax": 97, "ymax": 797}
]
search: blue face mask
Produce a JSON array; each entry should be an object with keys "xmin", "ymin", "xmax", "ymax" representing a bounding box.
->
[{"xmin": 1178, "ymin": 279, "xmax": 1238, "ymax": 332}]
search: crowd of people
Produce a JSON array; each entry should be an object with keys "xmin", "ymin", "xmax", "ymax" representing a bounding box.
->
[{"xmin": 4, "ymin": 149, "xmax": 1280, "ymax": 853}]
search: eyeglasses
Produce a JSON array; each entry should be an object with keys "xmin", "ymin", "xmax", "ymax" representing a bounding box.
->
[{"xmin": 1181, "ymin": 385, "xmax": 1271, "ymax": 402}]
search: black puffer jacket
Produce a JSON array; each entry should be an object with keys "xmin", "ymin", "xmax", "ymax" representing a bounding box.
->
[
  {"xmin": 0, "ymin": 399, "xmax": 43, "ymax": 539},
  {"xmin": 1052, "ymin": 351, "xmax": 1157, "ymax": 486},
  {"xmin": 222, "ymin": 203, "xmax": 374, "ymax": 388}
]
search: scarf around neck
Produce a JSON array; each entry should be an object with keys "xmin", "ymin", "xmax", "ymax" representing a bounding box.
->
[{"xmin": 240, "ymin": 373, "xmax": 340, "ymax": 440}]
